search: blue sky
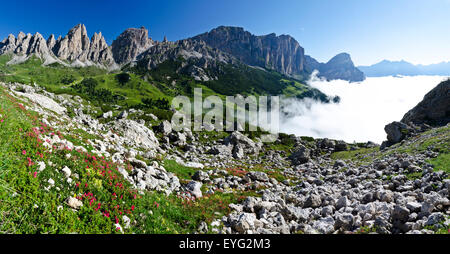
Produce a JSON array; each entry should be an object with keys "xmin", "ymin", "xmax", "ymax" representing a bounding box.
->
[{"xmin": 0, "ymin": 0, "xmax": 449, "ymax": 65}]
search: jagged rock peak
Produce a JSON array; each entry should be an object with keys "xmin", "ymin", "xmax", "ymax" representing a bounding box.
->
[
  {"xmin": 0, "ymin": 34, "xmax": 17, "ymax": 54},
  {"xmin": 53, "ymin": 23, "xmax": 91, "ymax": 61},
  {"xmin": 88, "ymin": 31, "xmax": 115, "ymax": 66},
  {"xmin": 0, "ymin": 24, "xmax": 116, "ymax": 67},
  {"xmin": 47, "ymin": 34, "xmax": 56, "ymax": 50},
  {"xmin": 27, "ymin": 32, "xmax": 50, "ymax": 55},
  {"xmin": 111, "ymin": 26, "xmax": 153, "ymax": 65}
]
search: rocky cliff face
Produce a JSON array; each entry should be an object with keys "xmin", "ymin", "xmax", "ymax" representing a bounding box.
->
[
  {"xmin": 190, "ymin": 26, "xmax": 365, "ymax": 82},
  {"xmin": 111, "ymin": 27, "xmax": 154, "ymax": 65},
  {"xmin": 136, "ymin": 39, "xmax": 237, "ymax": 81},
  {"xmin": 190, "ymin": 26, "xmax": 307, "ymax": 78}
]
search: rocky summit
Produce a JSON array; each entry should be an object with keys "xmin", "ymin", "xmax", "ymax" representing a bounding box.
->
[
  {"xmin": 305, "ymin": 53, "xmax": 365, "ymax": 82},
  {"xmin": 111, "ymin": 26, "xmax": 154, "ymax": 66}
]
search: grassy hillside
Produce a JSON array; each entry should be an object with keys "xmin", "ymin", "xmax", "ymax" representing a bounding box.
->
[
  {"xmin": 331, "ymin": 124, "xmax": 450, "ymax": 175},
  {"xmin": 0, "ymin": 85, "xmax": 261, "ymax": 233},
  {"xmin": 0, "ymin": 55, "xmax": 330, "ymax": 120}
]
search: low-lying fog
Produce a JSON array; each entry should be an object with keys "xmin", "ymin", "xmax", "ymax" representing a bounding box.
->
[{"xmin": 279, "ymin": 74, "xmax": 448, "ymax": 144}]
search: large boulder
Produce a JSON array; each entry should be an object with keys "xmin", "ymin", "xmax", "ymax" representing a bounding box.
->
[
  {"xmin": 224, "ymin": 131, "xmax": 260, "ymax": 154},
  {"xmin": 385, "ymin": 121, "xmax": 410, "ymax": 144},
  {"xmin": 15, "ymin": 91, "xmax": 66, "ymax": 115},
  {"xmin": 157, "ymin": 120, "xmax": 172, "ymax": 136},
  {"xmin": 232, "ymin": 213, "xmax": 257, "ymax": 233},
  {"xmin": 186, "ymin": 181, "xmax": 203, "ymax": 198},
  {"xmin": 113, "ymin": 119, "xmax": 159, "ymax": 150},
  {"xmin": 289, "ymin": 145, "xmax": 310, "ymax": 165}
]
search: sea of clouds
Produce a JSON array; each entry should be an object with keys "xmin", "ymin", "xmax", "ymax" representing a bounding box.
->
[{"xmin": 279, "ymin": 73, "xmax": 448, "ymax": 143}]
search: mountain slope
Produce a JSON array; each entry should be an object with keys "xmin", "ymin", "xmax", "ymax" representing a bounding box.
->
[
  {"xmin": 382, "ymin": 79, "xmax": 450, "ymax": 148},
  {"xmin": 401, "ymin": 79, "xmax": 450, "ymax": 126},
  {"xmin": 1, "ymin": 80, "xmax": 448, "ymax": 235}
]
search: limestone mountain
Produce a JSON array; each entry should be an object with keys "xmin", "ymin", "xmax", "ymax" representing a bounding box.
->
[
  {"xmin": 111, "ymin": 26, "xmax": 154, "ymax": 65},
  {"xmin": 189, "ymin": 26, "xmax": 365, "ymax": 82},
  {"xmin": 0, "ymin": 24, "xmax": 116, "ymax": 68},
  {"xmin": 135, "ymin": 39, "xmax": 238, "ymax": 81},
  {"xmin": 0, "ymin": 32, "xmax": 56, "ymax": 64},
  {"xmin": 0, "ymin": 24, "xmax": 365, "ymax": 82},
  {"xmin": 309, "ymin": 53, "xmax": 366, "ymax": 82},
  {"xmin": 190, "ymin": 26, "xmax": 308, "ymax": 79}
]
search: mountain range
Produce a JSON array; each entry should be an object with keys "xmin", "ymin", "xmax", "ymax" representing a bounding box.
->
[
  {"xmin": 0, "ymin": 24, "xmax": 365, "ymax": 82},
  {"xmin": 358, "ymin": 60, "xmax": 450, "ymax": 77}
]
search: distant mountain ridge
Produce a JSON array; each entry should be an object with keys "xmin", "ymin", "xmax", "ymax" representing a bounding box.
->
[
  {"xmin": 359, "ymin": 60, "xmax": 450, "ymax": 77},
  {"xmin": 0, "ymin": 24, "xmax": 365, "ymax": 82}
]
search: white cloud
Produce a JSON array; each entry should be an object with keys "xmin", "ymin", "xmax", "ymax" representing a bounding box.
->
[{"xmin": 279, "ymin": 74, "xmax": 448, "ymax": 143}]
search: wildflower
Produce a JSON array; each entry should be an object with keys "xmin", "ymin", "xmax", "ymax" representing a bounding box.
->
[
  {"xmin": 27, "ymin": 157, "xmax": 34, "ymax": 167},
  {"xmin": 33, "ymin": 172, "xmax": 37, "ymax": 178},
  {"xmin": 22, "ymin": 150, "xmax": 27, "ymax": 155},
  {"xmin": 131, "ymin": 205, "xmax": 135, "ymax": 211}
]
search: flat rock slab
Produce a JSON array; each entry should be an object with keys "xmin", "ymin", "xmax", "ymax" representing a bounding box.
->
[{"xmin": 16, "ymin": 92, "xmax": 66, "ymax": 115}]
